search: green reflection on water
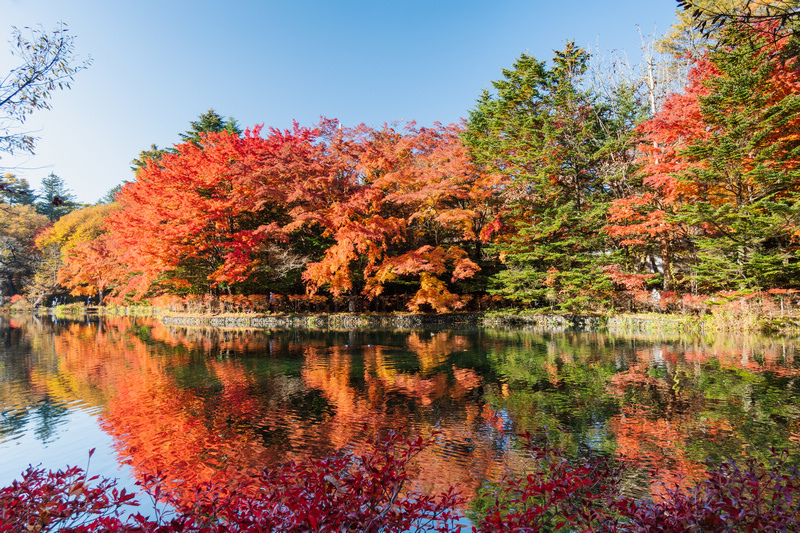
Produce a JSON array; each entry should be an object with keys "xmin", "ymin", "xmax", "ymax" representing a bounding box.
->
[{"xmin": 1, "ymin": 317, "xmax": 799, "ymax": 506}]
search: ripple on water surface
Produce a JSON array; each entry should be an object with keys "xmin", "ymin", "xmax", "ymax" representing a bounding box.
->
[
  {"xmin": 3, "ymin": 319, "xmax": 800, "ymax": 517},
  {"xmin": 0, "ymin": 397, "xmax": 130, "ymax": 488}
]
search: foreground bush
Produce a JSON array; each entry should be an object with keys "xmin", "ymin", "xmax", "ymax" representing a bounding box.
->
[
  {"xmin": 472, "ymin": 438, "xmax": 800, "ymax": 532},
  {"xmin": 608, "ymin": 452, "xmax": 800, "ymax": 532},
  {"xmin": 0, "ymin": 432, "xmax": 462, "ymax": 532},
  {"xmin": 1, "ymin": 434, "xmax": 798, "ymax": 532},
  {"xmin": 471, "ymin": 435, "xmax": 620, "ymax": 531},
  {"xmin": 0, "ymin": 457, "xmax": 137, "ymax": 532}
]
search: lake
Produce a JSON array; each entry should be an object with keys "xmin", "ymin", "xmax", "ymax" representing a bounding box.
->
[{"xmin": 1, "ymin": 314, "xmax": 799, "ymax": 514}]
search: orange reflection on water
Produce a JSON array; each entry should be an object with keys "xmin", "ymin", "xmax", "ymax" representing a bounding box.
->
[
  {"xmin": 35, "ymin": 321, "xmax": 515, "ymax": 504},
  {"xmin": 27, "ymin": 320, "xmax": 800, "ymax": 509},
  {"xmin": 610, "ymin": 404, "xmax": 708, "ymax": 499}
]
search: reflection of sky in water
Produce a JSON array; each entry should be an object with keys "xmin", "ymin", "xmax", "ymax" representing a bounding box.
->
[
  {"xmin": 0, "ymin": 402, "xmax": 139, "ymax": 497},
  {"xmin": 1, "ymin": 397, "xmax": 71, "ymax": 445}
]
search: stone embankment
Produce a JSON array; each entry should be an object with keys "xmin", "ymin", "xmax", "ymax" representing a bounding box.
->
[
  {"xmin": 160, "ymin": 312, "xmax": 690, "ymax": 333},
  {"xmin": 485, "ymin": 313, "xmax": 688, "ymax": 332},
  {"xmin": 161, "ymin": 313, "xmax": 483, "ymax": 330}
]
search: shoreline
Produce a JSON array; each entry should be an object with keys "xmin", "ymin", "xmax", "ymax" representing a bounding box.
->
[
  {"xmin": 8, "ymin": 305, "xmax": 800, "ymax": 335},
  {"xmin": 153, "ymin": 311, "xmax": 799, "ymax": 335}
]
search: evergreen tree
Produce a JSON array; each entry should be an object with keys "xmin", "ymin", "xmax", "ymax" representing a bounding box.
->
[
  {"xmin": 131, "ymin": 110, "xmax": 242, "ymax": 174},
  {"xmin": 464, "ymin": 44, "xmax": 635, "ymax": 311},
  {"xmin": 97, "ymin": 183, "xmax": 124, "ymax": 205},
  {"xmin": 178, "ymin": 109, "xmax": 242, "ymax": 146},
  {"xmin": 678, "ymin": 26, "xmax": 800, "ymax": 291},
  {"xmin": 130, "ymin": 144, "xmax": 171, "ymax": 175},
  {"xmin": 35, "ymin": 173, "xmax": 79, "ymax": 222}
]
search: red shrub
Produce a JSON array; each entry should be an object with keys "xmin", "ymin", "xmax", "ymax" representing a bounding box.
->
[
  {"xmin": 1, "ymin": 432, "xmax": 462, "ymax": 532},
  {"xmin": 3, "ymin": 436, "xmax": 798, "ymax": 532},
  {"xmin": 0, "ymin": 450, "xmax": 138, "ymax": 532},
  {"xmin": 471, "ymin": 434, "xmax": 622, "ymax": 532},
  {"xmin": 151, "ymin": 430, "xmax": 463, "ymax": 532},
  {"xmin": 609, "ymin": 451, "xmax": 800, "ymax": 532}
]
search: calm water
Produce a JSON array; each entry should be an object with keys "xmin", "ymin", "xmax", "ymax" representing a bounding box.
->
[{"xmin": 1, "ymin": 314, "xmax": 799, "ymax": 509}]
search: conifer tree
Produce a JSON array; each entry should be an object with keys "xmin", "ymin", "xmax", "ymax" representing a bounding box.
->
[
  {"xmin": 179, "ymin": 109, "xmax": 242, "ymax": 146},
  {"xmin": 131, "ymin": 110, "xmax": 242, "ymax": 174},
  {"xmin": 464, "ymin": 43, "xmax": 634, "ymax": 310},
  {"xmin": 35, "ymin": 173, "xmax": 78, "ymax": 222},
  {"xmin": 679, "ymin": 26, "xmax": 800, "ymax": 290}
]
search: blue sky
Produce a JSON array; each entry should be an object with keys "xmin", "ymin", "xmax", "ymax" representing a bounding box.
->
[{"xmin": 1, "ymin": 0, "xmax": 679, "ymax": 203}]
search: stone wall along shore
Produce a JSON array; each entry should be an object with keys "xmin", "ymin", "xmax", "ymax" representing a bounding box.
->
[
  {"xmin": 160, "ymin": 313, "xmax": 687, "ymax": 333},
  {"xmin": 161, "ymin": 313, "xmax": 483, "ymax": 330}
]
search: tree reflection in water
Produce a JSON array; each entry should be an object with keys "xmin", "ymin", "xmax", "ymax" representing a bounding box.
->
[{"xmin": 2, "ymin": 316, "xmax": 799, "ymax": 509}]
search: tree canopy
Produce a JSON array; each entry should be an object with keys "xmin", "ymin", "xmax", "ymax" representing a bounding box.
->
[
  {"xmin": 15, "ymin": 5, "xmax": 800, "ymax": 312},
  {"xmin": 131, "ymin": 109, "xmax": 243, "ymax": 174}
]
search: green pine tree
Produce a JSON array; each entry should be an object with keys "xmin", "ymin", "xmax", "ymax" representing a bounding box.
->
[
  {"xmin": 179, "ymin": 109, "xmax": 242, "ymax": 146},
  {"xmin": 463, "ymin": 43, "xmax": 639, "ymax": 311},
  {"xmin": 679, "ymin": 26, "xmax": 800, "ymax": 291},
  {"xmin": 131, "ymin": 110, "xmax": 243, "ymax": 175},
  {"xmin": 35, "ymin": 173, "xmax": 79, "ymax": 222},
  {"xmin": 131, "ymin": 144, "xmax": 172, "ymax": 174}
]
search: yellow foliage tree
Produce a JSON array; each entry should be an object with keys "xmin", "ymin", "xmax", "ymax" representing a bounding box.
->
[
  {"xmin": 0, "ymin": 205, "xmax": 49, "ymax": 299},
  {"xmin": 34, "ymin": 203, "xmax": 119, "ymax": 302}
]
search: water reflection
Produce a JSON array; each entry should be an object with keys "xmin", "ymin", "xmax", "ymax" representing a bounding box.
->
[{"xmin": 1, "ymin": 316, "xmax": 799, "ymax": 509}]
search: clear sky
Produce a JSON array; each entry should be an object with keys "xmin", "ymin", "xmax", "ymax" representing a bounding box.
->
[{"xmin": 1, "ymin": 0, "xmax": 679, "ymax": 204}]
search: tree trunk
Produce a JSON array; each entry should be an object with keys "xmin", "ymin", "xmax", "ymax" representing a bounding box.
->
[
  {"xmin": 661, "ymin": 238, "xmax": 671, "ymax": 291},
  {"xmin": 6, "ymin": 275, "xmax": 16, "ymax": 297}
]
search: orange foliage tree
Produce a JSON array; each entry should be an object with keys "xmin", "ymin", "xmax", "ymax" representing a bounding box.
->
[
  {"xmin": 105, "ymin": 125, "xmax": 324, "ymax": 300},
  {"xmin": 35, "ymin": 203, "xmax": 121, "ymax": 302},
  {"xmin": 292, "ymin": 122, "xmax": 497, "ymax": 312},
  {"xmin": 606, "ymin": 24, "xmax": 800, "ymax": 293},
  {"xmin": 98, "ymin": 119, "xmax": 499, "ymax": 310}
]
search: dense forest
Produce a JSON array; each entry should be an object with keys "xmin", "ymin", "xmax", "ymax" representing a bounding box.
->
[{"xmin": 4, "ymin": 2, "xmax": 800, "ymax": 314}]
